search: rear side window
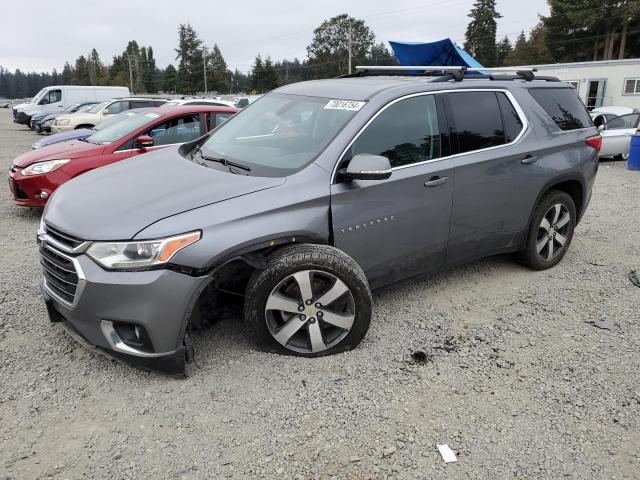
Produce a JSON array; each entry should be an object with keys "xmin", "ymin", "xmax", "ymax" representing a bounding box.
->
[
  {"xmin": 208, "ymin": 112, "xmax": 234, "ymax": 130},
  {"xmin": 529, "ymin": 88, "xmax": 592, "ymax": 130},
  {"xmin": 496, "ymin": 93, "xmax": 523, "ymax": 142},
  {"xmin": 350, "ymin": 95, "xmax": 440, "ymax": 168},
  {"xmin": 447, "ymin": 91, "xmax": 506, "ymax": 153}
]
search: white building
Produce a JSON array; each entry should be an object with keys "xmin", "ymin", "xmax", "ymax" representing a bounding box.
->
[{"xmin": 513, "ymin": 58, "xmax": 640, "ymax": 110}]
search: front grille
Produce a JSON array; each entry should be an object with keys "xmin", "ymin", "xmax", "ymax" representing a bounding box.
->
[
  {"xmin": 40, "ymin": 245, "xmax": 79, "ymax": 305},
  {"xmin": 9, "ymin": 177, "xmax": 28, "ymax": 200},
  {"xmin": 45, "ymin": 224, "xmax": 85, "ymax": 250}
]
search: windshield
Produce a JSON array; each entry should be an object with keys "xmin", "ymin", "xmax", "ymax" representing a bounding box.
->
[
  {"xmin": 87, "ymin": 101, "xmax": 109, "ymax": 114},
  {"xmin": 607, "ymin": 113, "xmax": 640, "ymax": 129},
  {"xmin": 94, "ymin": 108, "xmax": 151, "ymax": 131},
  {"xmin": 30, "ymin": 88, "xmax": 47, "ymax": 104},
  {"xmin": 199, "ymin": 93, "xmax": 361, "ymax": 176},
  {"xmin": 86, "ymin": 111, "xmax": 162, "ymax": 144}
]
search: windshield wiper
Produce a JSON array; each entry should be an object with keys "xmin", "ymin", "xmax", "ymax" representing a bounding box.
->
[{"xmin": 195, "ymin": 146, "xmax": 251, "ymax": 171}]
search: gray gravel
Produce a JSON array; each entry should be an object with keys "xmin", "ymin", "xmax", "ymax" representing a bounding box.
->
[{"xmin": 1, "ymin": 109, "xmax": 639, "ymax": 479}]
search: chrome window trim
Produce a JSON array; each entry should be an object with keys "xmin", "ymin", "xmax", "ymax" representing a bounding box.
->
[
  {"xmin": 330, "ymin": 88, "xmax": 529, "ymax": 183},
  {"xmin": 41, "ymin": 244, "xmax": 86, "ymax": 310}
]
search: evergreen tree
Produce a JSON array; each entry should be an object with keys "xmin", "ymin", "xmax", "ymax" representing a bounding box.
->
[
  {"xmin": 250, "ymin": 55, "xmax": 264, "ymax": 92},
  {"xmin": 464, "ymin": 0, "xmax": 502, "ymax": 66},
  {"xmin": 261, "ymin": 57, "xmax": 279, "ymax": 92},
  {"xmin": 73, "ymin": 56, "xmax": 90, "ymax": 85},
  {"xmin": 208, "ymin": 44, "xmax": 230, "ymax": 93},
  {"xmin": 496, "ymin": 36, "xmax": 512, "ymax": 66},
  {"xmin": 61, "ymin": 62, "xmax": 74, "ymax": 84},
  {"xmin": 175, "ymin": 24, "xmax": 204, "ymax": 93},
  {"xmin": 163, "ymin": 64, "xmax": 178, "ymax": 92}
]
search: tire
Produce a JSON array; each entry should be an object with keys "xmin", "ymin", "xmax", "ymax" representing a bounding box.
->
[
  {"xmin": 244, "ymin": 244, "xmax": 372, "ymax": 357},
  {"xmin": 519, "ymin": 190, "xmax": 576, "ymax": 270}
]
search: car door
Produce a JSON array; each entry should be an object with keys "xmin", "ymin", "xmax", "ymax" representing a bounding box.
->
[
  {"xmin": 599, "ymin": 114, "xmax": 639, "ymax": 157},
  {"xmin": 444, "ymin": 90, "xmax": 530, "ymax": 265},
  {"xmin": 331, "ymin": 94, "xmax": 454, "ymax": 288}
]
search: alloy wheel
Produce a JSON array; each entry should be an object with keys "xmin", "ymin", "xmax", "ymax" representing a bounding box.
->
[
  {"xmin": 536, "ymin": 203, "xmax": 571, "ymax": 261},
  {"xmin": 265, "ymin": 269, "xmax": 356, "ymax": 354}
]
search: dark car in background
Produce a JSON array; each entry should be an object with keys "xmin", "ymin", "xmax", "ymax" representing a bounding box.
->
[{"xmin": 36, "ymin": 68, "xmax": 600, "ymax": 375}]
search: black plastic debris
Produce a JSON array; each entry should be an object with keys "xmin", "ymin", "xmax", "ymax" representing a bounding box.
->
[
  {"xmin": 629, "ymin": 270, "xmax": 640, "ymax": 288},
  {"xmin": 591, "ymin": 319, "xmax": 614, "ymax": 330}
]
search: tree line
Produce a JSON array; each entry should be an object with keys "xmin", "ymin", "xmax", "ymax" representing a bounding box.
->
[
  {"xmin": 465, "ymin": 0, "xmax": 640, "ymax": 67},
  {"xmin": 2, "ymin": 2, "xmax": 640, "ymax": 98}
]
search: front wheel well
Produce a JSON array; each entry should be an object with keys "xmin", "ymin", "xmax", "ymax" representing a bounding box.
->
[{"xmin": 75, "ymin": 124, "xmax": 94, "ymax": 129}]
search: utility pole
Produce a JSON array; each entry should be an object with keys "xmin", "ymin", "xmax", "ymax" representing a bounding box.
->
[
  {"xmin": 202, "ymin": 47, "xmax": 208, "ymax": 95},
  {"xmin": 126, "ymin": 54, "xmax": 135, "ymax": 94},
  {"xmin": 347, "ymin": 22, "xmax": 352, "ymax": 74}
]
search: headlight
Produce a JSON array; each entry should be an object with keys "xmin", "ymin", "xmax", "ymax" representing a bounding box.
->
[
  {"xmin": 21, "ymin": 159, "xmax": 70, "ymax": 176},
  {"xmin": 57, "ymin": 119, "xmax": 70, "ymax": 126},
  {"xmin": 86, "ymin": 231, "xmax": 201, "ymax": 270}
]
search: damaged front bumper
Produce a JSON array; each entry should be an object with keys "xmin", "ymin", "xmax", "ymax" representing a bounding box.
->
[{"xmin": 40, "ymin": 248, "xmax": 211, "ymax": 376}]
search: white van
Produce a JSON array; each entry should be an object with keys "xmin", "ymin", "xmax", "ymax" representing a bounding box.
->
[{"xmin": 13, "ymin": 85, "xmax": 130, "ymax": 125}]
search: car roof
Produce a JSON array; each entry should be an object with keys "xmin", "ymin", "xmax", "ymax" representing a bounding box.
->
[
  {"xmin": 275, "ymin": 75, "xmax": 571, "ymax": 101},
  {"xmin": 147, "ymin": 105, "xmax": 239, "ymax": 116}
]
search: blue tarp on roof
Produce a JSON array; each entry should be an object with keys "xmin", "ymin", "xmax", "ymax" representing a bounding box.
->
[{"xmin": 389, "ymin": 39, "xmax": 484, "ymax": 69}]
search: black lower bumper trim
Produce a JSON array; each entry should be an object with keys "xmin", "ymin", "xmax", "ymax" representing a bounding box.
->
[{"xmin": 44, "ymin": 295, "xmax": 187, "ymax": 376}]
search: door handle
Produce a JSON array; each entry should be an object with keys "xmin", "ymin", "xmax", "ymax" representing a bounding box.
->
[
  {"xmin": 424, "ymin": 176, "xmax": 448, "ymax": 187},
  {"xmin": 521, "ymin": 155, "xmax": 538, "ymax": 165}
]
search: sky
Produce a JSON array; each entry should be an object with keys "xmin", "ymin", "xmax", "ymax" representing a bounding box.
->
[{"xmin": 0, "ymin": 0, "xmax": 550, "ymax": 74}]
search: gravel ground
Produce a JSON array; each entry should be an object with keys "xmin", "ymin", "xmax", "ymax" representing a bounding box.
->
[{"xmin": 1, "ymin": 109, "xmax": 639, "ymax": 480}]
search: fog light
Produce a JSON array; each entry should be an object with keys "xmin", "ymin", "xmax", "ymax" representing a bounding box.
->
[
  {"xmin": 112, "ymin": 321, "xmax": 154, "ymax": 353},
  {"xmin": 39, "ymin": 191, "xmax": 49, "ymax": 199}
]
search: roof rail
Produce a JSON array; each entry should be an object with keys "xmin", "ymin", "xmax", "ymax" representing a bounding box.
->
[{"xmin": 348, "ymin": 65, "xmax": 557, "ymax": 82}]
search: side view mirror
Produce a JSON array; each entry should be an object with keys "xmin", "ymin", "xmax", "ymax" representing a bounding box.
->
[
  {"xmin": 598, "ymin": 124, "xmax": 605, "ymax": 132},
  {"xmin": 135, "ymin": 135, "xmax": 154, "ymax": 149},
  {"xmin": 340, "ymin": 154, "xmax": 392, "ymax": 181}
]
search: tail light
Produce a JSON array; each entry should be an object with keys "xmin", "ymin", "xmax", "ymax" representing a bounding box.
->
[{"xmin": 586, "ymin": 135, "xmax": 602, "ymax": 153}]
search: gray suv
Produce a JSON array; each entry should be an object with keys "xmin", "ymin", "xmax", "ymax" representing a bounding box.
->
[{"xmin": 38, "ymin": 68, "xmax": 600, "ymax": 374}]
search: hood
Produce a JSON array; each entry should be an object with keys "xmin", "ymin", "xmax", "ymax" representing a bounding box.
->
[
  {"xmin": 58, "ymin": 112, "xmax": 101, "ymax": 122},
  {"xmin": 13, "ymin": 102, "xmax": 30, "ymax": 111},
  {"xmin": 32, "ymin": 129, "xmax": 94, "ymax": 149},
  {"xmin": 13, "ymin": 140, "xmax": 105, "ymax": 168},
  {"xmin": 44, "ymin": 147, "xmax": 286, "ymax": 240}
]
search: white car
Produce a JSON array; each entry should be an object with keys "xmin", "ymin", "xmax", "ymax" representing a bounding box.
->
[
  {"xmin": 51, "ymin": 97, "xmax": 167, "ymax": 133},
  {"xmin": 598, "ymin": 113, "xmax": 640, "ymax": 160},
  {"xmin": 162, "ymin": 98, "xmax": 235, "ymax": 108}
]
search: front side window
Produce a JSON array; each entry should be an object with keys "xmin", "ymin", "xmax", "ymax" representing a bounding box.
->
[
  {"xmin": 199, "ymin": 93, "xmax": 359, "ymax": 176},
  {"xmin": 448, "ymin": 91, "xmax": 506, "ymax": 153},
  {"xmin": 146, "ymin": 114, "xmax": 203, "ymax": 146},
  {"xmin": 105, "ymin": 101, "xmax": 129, "ymax": 115},
  {"xmin": 349, "ymin": 95, "xmax": 440, "ymax": 168},
  {"xmin": 606, "ymin": 113, "xmax": 640, "ymax": 130},
  {"xmin": 38, "ymin": 90, "xmax": 62, "ymax": 105}
]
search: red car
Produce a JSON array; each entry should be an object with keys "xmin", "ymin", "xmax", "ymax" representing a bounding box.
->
[{"xmin": 8, "ymin": 105, "xmax": 238, "ymax": 207}]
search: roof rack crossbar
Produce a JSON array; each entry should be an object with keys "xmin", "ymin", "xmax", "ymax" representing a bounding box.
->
[{"xmin": 355, "ymin": 65, "xmax": 468, "ymax": 73}]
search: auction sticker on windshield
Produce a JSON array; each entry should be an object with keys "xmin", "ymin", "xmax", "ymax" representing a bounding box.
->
[{"xmin": 324, "ymin": 100, "xmax": 366, "ymax": 111}]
